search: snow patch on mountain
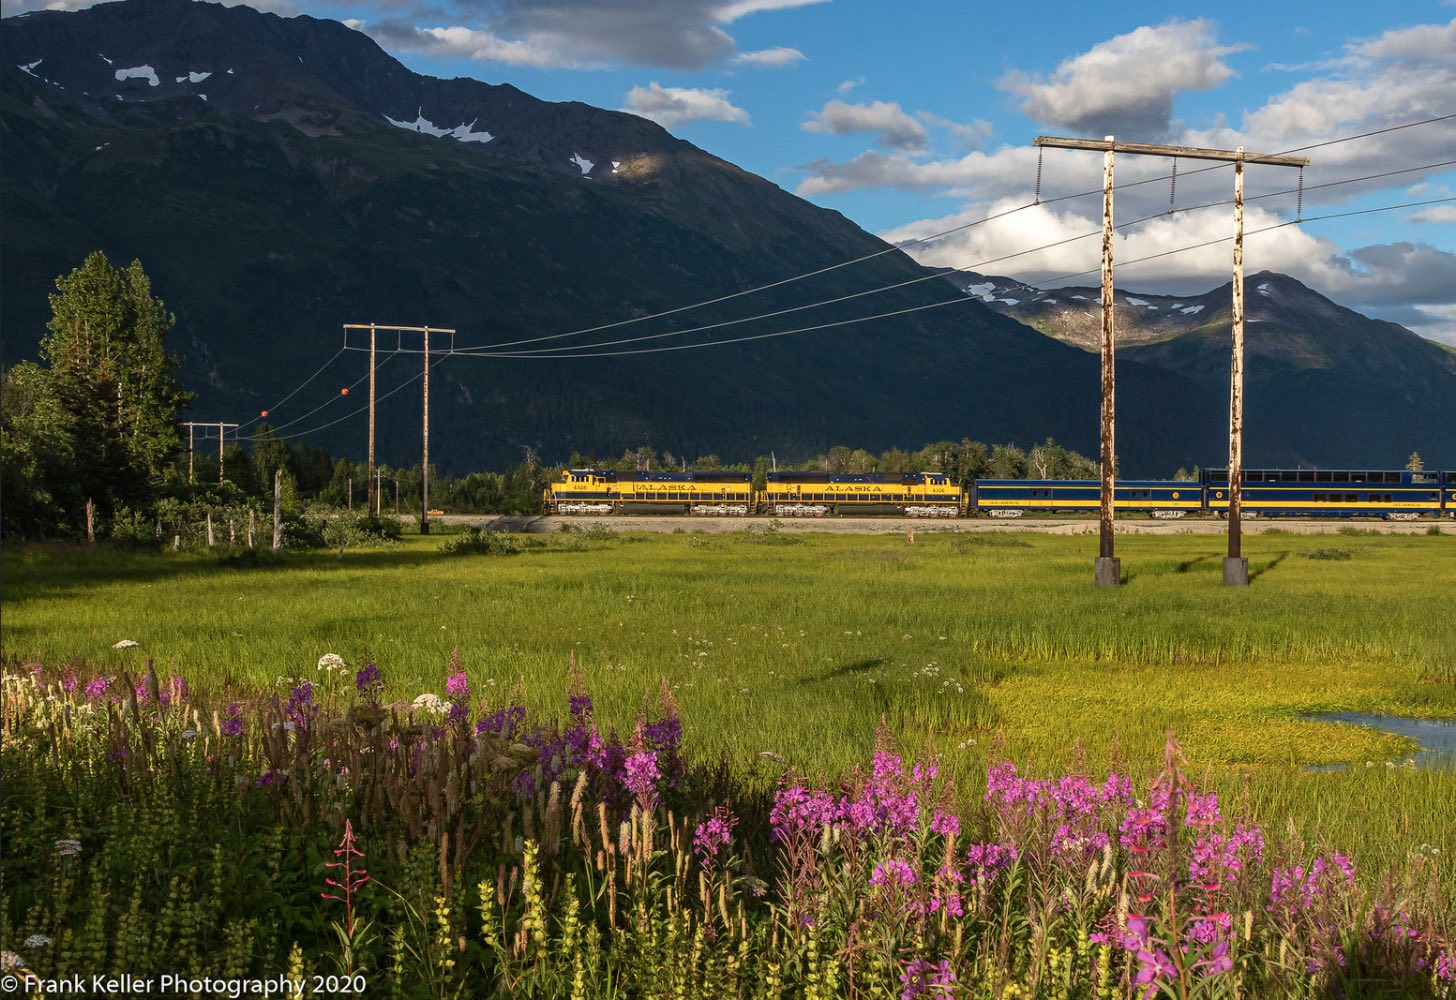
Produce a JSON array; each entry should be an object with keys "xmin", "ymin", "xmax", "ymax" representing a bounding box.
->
[
  {"xmin": 571, "ymin": 153, "xmax": 594, "ymax": 175},
  {"xmin": 1126, "ymin": 297, "xmax": 1149, "ymax": 306},
  {"xmin": 115, "ymin": 65, "xmax": 160, "ymax": 87},
  {"xmin": 964, "ymin": 281, "xmax": 995, "ymax": 298},
  {"xmin": 383, "ymin": 111, "xmax": 494, "ymax": 144},
  {"xmin": 1180, "ymin": 305, "xmax": 1205, "ymax": 315},
  {"xmin": 98, "ymin": 53, "xmax": 112, "ymax": 65},
  {"xmin": 176, "ymin": 71, "xmax": 212, "ymax": 84},
  {"xmin": 18, "ymin": 60, "xmax": 42, "ymax": 77}
]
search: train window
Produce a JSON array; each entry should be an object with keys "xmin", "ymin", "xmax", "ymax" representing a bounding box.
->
[
  {"xmin": 1386, "ymin": 472, "xmax": 1401, "ymax": 484},
  {"xmin": 1316, "ymin": 471, "xmax": 1332, "ymax": 483},
  {"xmin": 1351, "ymin": 473, "xmax": 1367, "ymax": 482},
  {"xmin": 1314, "ymin": 493, "xmax": 1326, "ymax": 502},
  {"xmin": 1281, "ymin": 471, "xmax": 1297, "ymax": 482},
  {"xmin": 1299, "ymin": 471, "xmax": 1315, "ymax": 482}
]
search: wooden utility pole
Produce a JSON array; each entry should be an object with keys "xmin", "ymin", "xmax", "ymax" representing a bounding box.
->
[
  {"xmin": 1228, "ymin": 151, "xmax": 1247, "ymax": 583},
  {"xmin": 341, "ymin": 324, "xmax": 455, "ymax": 532},
  {"xmin": 1096, "ymin": 137, "xmax": 1118, "ymax": 587},
  {"xmin": 367, "ymin": 322, "xmax": 377, "ymax": 514},
  {"xmin": 1033, "ymin": 135, "xmax": 1307, "ymax": 587},
  {"xmin": 421, "ymin": 326, "xmax": 431, "ymax": 534},
  {"xmin": 183, "ymin": 422, "xmax": 238, "ymax": 484}
]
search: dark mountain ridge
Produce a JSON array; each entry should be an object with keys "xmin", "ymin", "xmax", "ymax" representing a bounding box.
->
[{"xmin": 1, "ymin": 0, "xmax": 1446, "ymax": 472}]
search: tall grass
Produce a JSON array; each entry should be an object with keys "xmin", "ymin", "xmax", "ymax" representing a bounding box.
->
[{"xmin": 3, "ymin": 531, "xmax": 1453, "ymax": 886}]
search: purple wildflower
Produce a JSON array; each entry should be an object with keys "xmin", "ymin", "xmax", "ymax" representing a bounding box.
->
[
  {"xmin": 870, "ymin": 859, "xmax": 917, "ymax": 891},
  {"xmin": 159, "ymin": 676, "xmax": 188, "ymax": 708},
  {"xmin": 134, "ymin": 682, "xmax": 149, "ymax": 703},
  {"xmin": 62, "ymin": 674, "xmax": 79, "ymax": 693},
  {"xmin": 964, "ymin": 842, "xmax": 1018, "ymax": 882},
  {"xmin": 930, "ymin": 809, "xmax": 960, "ymax": 839},
  {"xmin": 569, "ymin": 693, "xmax": 594, "ymax": 719},
  {"xmin": 693, "ymin": 807, "xmax": 738, "ymax": 868},
  {"xmin": 84, "ymin": 676, "xmax": 109, "ymax": 700},
  {"xmin": 355, "ymin": 663, "xmax": 381, "ymax": 693},
  {"xmin": 770, "ymin": 784, "xmax": 839, "ymax": 843},
  {"xmin": 899, "ymin": 958, "xmax": 954, "ymax": 1000},
  {"xmin": 476, "ymin": 703, "xmax": 526, "ymax": 739},
  {"xmin": 621, "ymin": 750, "xmax": 660, "ymax": 810},
  {"xmin": 285, "ymin": 682, "xmax": 315, "ymax": 728},
  {"xmin": 221, "ymin": 704, "xmax": 244, "ymax": 737}
]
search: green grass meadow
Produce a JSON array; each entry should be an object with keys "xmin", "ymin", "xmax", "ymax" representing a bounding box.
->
[{"xmin": 5, "ymin": 526, "xmax": 1455, "ymax": 883}]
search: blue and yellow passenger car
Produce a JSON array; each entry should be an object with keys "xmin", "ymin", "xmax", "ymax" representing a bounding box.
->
[
  {"xmin": 1204, "ymin": 468, "xmax": 1444, "ymax": 519},
  {"xmin": 970, "ymin": 480, "xmax": 1202, "ymax": 517}
]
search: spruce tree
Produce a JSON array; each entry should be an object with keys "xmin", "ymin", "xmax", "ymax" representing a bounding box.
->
[{"xmin": 40, "ymin": 252, "xmax": 193, "ymax": 512}]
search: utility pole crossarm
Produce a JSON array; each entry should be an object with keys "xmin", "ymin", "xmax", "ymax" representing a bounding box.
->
[{"xmin": 1034, "ymin": 136, "xmax": 1309, "ymax": 167}]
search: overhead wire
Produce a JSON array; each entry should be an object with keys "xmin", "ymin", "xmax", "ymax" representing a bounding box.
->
[
  {"xmin": 451, "ymin": 156, "xmax": 1456, "ymax": 359},
  {"xmin": 258, "ymin": 353, "xmax": 452, "ymax": 442},
  {"xmin": 233, "ymin": 345, "xmax": 348, "ymax": 432},
  {"xmin": 238, "ymin": 352, "xmax": 397, "ymax": 440},
  {"xmin": 442, "ymin": 194, "xmax": 1455, "ymax": 361}
]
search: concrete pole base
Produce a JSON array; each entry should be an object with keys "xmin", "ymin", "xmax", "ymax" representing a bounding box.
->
[
  {"xmin": 420, "ymin": 519, "xmax": 431, "ymax": 535},
  {"xmin": 1094, "ymin": 556, "xmax": 1121, "ymax": 588},
  {"xmin": 1223, "ymin": 557, "xmax": 1249, "ymax": 586}
]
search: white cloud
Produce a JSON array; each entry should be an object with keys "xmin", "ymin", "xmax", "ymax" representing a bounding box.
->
[
  {"xmin": 623, "ymin": 82, "xmax": 749, "ymax": 129},
  {"xmin": 802, "ymin": 99, "xmax": 928, "ymax": 151},
  {"xmin": 1412, "ymin": 205, "xmax": 1456, "ymax": 224},
  {"xmin": 735, "ymin": 46, "xmax": 806, "ymax": 67},
  {"xmin": 836, "ymin": 77, "xmax": 865, "ymax": 95},
  {"xmin": 713, "ymin": 0, "xmax": 828, "ymax": 20},
  {"xmin": 372, "ymin": 0, "xmax": 826, "ymax": 71},
  {"xmin": 998, "ymin": 19, "xmax": 1246, "ymax": 138},
  {"xmin": 405, "ymin": 25, "xmax": 600, "ymax": 69}
]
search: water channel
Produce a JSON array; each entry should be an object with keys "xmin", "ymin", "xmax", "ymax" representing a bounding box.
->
[{"xmin": 1303, "ymin": 713, "xmax": 1456, "ymax": 770}]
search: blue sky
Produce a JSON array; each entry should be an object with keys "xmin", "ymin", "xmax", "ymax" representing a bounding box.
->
[{"xmin": 9, "ymin": 0, "xmax": 1454, "ymax": 340}]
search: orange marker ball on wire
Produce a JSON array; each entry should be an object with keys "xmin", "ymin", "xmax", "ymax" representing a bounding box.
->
[
  {"xmin": 260, "ymin": 410, "xmax": 269, "ymax": 418},
  {"xmin": 341, "ymin": 387, "xmax": 350, "ymax": 396}
]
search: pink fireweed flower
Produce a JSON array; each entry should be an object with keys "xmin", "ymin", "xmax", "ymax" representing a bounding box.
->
[
  {"xmin": 930, "ymin": 809, "xmax": 960, "ymax": 839},
  {"xmin": 62, "ymin": 674, "xmax": 79, "ymax": 693},
  {"xmin": 1135, "ymin": 947, "xmax": 1177, "ymax": 994},
  {"xmin": 1184, "ymin": 790, "xmax": 1222, "ymax": 826},
  {"xmin": 899, "ymin": 958, "xmax": 955, "ymax": 999},
  {"xmin": 964, "ymin": 842, "xmax": 1018, "ymax": 882},
  {"xmin": 693, "ymin": 807, "xmax": 738, "ymax": 868},
  {"xmin": 84, "ymin": 676, "xmax": 109, "ymax": 700},
  {"xmin": 870, "ymin": 859, "xmax": 917, "ymax": 891},
  {"xmin": 621, "ymin": 749, "xmax": 660, "ymax": 810},
  {"xmin": 770, "ymin": 784, "xmax": 839, "ymax": 843}
]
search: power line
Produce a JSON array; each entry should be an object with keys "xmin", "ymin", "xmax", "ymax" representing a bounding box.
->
[
  {"xmin": 234, "ymin": 346, "xmax": 347, "ymax": 432},
  {"xmin": 240, "ymin": 352, "xmax": 398, "ymax": 439},
  {"xmin": 258, "ymin": 354, "xmax": 451, "ymax": 442},
  {"xmin": 444, "ymin": 195, "xmax": 1455, "ymax": 361},
  {"xmin": 450, "ymin": 158, "xmax": 1456, "ymax": 359}
]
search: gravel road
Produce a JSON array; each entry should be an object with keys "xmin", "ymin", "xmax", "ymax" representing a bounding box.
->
[{"xmin": 428, "ymin": 514, "xmax": 1449, "ymax": 536}]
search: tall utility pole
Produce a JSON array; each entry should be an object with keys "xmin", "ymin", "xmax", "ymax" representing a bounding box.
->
[
  {"xmin": 183, "ymin": 422, "xmax": 239, "ymax": 484},
  {"xmin": 1033, "ymin": 136, "xmax": 1307, "ymax": 587},
  {"xmin": 421, "ymin": 325, "xmax": 431, "ymax": 534},
  {"xmin": 367, "ymin": 322, "xmax": 377, "ymax": 514},
  {"xmin": 342, "ymin": 324, "xmax": 455, "ymax": 533}
]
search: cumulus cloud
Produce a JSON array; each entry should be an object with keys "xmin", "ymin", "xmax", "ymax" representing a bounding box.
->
[
  {"xmin": 802, "ymin": 100, "xmax": 928, "ymax": 151},
  {"xmin": 735, "ymin": 46, "xmax": 806, "ymax": 67},
  {"xmin": 623, "ymin": 82, "xmax": 749, "ymax": 129},
  {"xmin": 1412, "ymin": 205, "xmax": 1456, "ymax": 224},
  {"xmin": 837, "ymin": 77, "xmax": 865, "ymax": 95},
  {"xmin": 369, "ymin": 0, "xmax": 824, "ymax": 71},
  {"xmin": 998, "ymin": 19, "xmax": 1246, "ymax": 138}
]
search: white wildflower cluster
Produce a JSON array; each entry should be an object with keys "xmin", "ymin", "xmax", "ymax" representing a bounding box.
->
[
  {"xmin": 316, "ymin": 653, "xmax": 347, "ymax": 673},
  {"xmin": 22, "ymin": 934, "xmax": 52, "ymax": 950},
  {"xmin": 111, "ymin": 639, "xmax": 140, "ymax": 649},
  {"xmin": 412, "ymin": 693, "xmax": 447, "ymax": 716},
  {"xmin": 55, "ymin": 839, "xmax": 82, "ymax": 857}
]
